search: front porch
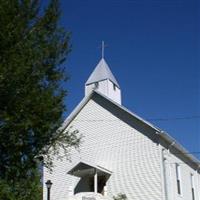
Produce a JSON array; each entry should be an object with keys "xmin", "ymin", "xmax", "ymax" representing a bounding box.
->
[{"xmin": 67, "ymin": 161, "xmax": 112, "ymax": 197}]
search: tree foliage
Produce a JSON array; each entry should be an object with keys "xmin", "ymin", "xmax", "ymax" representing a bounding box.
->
[
  {"xmin": 0, "ymin": 169, "xmax": 42, "ymax": 200},
  {"xmin": 0, "ymin": 0, "xmax": 80, "ymax": 198}
]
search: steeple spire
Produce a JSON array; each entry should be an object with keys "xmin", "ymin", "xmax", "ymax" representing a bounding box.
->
[
  {"xmin": 85, "ymin": 58, "xmax": 119, "ymax": 88},
  {"xmin": 85, "ymin": 57, "xmax": 121, "ymax": 105}
]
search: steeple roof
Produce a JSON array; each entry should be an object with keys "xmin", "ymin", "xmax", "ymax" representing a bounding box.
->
[{"xmin": 85, "ymin": 58, "xmax": 120, "ymax": 88}]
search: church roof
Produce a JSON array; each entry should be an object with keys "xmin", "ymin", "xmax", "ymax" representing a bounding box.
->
[
  {"xmin": 85, "ymin": 58, "xmax": 120, "ymax": 88},
  {"xmin": 62, "ymin": 90, "xmax": 200, "ymax": 172}
]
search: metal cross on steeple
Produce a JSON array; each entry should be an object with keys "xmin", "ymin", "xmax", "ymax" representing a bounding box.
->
[
  {"xmin": 101, "ymin": 41, "xmax": 108, "ymax": 58},
  {"xmin": 102, "ymin": 41, "xmax": 105, "ymax": 58}
]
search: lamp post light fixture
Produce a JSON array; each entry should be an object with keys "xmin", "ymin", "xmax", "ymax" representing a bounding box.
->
[{"xmin": 45, "ymin": 180, "xmax": 53, "ymax": 200}]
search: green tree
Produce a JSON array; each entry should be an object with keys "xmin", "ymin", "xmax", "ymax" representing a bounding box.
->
[
  {"xmin": 0, "ymin": 0, "xmax": 80, "ymax": 198},
  {"xmin": 0, "ymin": 169, "xmax": 42, "ymax": 200}
]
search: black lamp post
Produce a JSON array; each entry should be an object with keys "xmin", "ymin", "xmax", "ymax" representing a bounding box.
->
[{"xmin": 45, "ymin": 180, "xmax": 53, "ymax": 200}]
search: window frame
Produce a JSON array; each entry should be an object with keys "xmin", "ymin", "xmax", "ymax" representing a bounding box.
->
[
  {"xmin": 113, "ymin": 83, "xmax": 116, "ymax": 91},
  {"xmin": 94, "ymin": 82, "xmax": 99, "ymax": 89},
  {"xmin": 175, "ymin": 164, "xmax": 182, "ymax": 195},
  {"xmin": 190, "ymin": 173, "xmax": 195, "ymax": 200}
]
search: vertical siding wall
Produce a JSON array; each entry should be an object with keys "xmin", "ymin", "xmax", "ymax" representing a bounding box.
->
[
  {"xmin": 164, "ymin": 150, "xmax": 200, "ymax": 200},
  {"xmin": 44, "ymin": 99, "xmax": 163, "ymax": 200}
]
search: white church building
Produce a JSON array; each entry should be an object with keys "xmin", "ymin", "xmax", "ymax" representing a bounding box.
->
[{"xmin": 43, "ymin": 57, "xmax": 200, "ymax": 200}]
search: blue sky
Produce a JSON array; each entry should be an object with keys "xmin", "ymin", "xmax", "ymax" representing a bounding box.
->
[{"xmin": 57, "ymin": 0, "xmax": 199, "ymax": 158}]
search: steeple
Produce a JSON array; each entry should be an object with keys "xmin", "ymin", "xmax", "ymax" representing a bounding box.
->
[
  {"xmin": 85, "ymin": 58, "xmax": 121, "ymax": 105},
  {"xmin": 86, "ymin": 58, "xmax": 120, "ymax": 87}
]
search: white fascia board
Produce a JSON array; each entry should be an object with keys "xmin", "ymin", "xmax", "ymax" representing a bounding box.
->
[
  {"xmin": 159, "ymin": 131, "xmax": 200, "ymax": 170},
  {"xmin": 60, "ymin": 90, "xmax": 200, "ymax": 170},
  {"xmin": 61, "ymin": 90, "xmax": 95, "ymax": 131}
]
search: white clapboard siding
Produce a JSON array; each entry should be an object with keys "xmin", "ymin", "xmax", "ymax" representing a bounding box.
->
[
  {"xmin": 44, "ymin": 99, "xmax": 162, "ymax": 200},
  {"xmin": 163, "ymin": 150, "xmax": 200, "ymax": 200}
]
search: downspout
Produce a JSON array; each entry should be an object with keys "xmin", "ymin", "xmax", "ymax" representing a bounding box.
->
[
  {"xmin": 160, "ymin": 146, "xmax": 168, "ymax": 200},
  {"xmin": 166, "ymin": 140, "xmax": 176, "ymax": 200},
  {"xmin": 159, "ymin": 131, "xmax": 176, "ymax": 200},
  {"xmin": 168, "ymin": 141, "xmax": 175, "ymax": 154},
  {"xmin": 196, "ymin": 167, "xmax": 200, "ymax": 200}
]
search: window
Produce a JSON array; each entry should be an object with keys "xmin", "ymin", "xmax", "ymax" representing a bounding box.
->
[
  {"xmin": 94, "ymin": 82, "xmax": 99, "ymax": 89},
  {"xmin": 175, "ymin": 164, "xmax": 181, "ymax": 195},
  {"xmin": 113, "ymin": 83, "xmax": 116, "ymax": 91},
  {"xmin": 191, "ymin": 174, "xmax": 195, "ymax": 200}
]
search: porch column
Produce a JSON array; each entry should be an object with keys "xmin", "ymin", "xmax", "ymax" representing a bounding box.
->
[
  {"xmin": 68, "ymin": 186, "xmax": 74, "ymax": 196},
  {"xmin": 104, "ymin": 186, "xmax": 108, "ymax": 196},
  {"xmin": 94, "ymin": 169, "xmax": 98, "ymax": 193}
]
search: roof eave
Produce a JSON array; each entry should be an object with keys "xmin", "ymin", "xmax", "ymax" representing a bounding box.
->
[
  {"xmin": 85, "ymin": 78, "xmax": 120, "ymax": 88},
  {"xmin": 159, "ymin": 131, "xmax": 200, "ymax": 168},
  {"xmin": 61, "ymin": 90, "xmax": 200, "ymax": 171}
]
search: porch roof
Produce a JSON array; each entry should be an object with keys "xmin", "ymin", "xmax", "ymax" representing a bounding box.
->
[{"xmin": 67, "ymin": 161, "xmax": 112, "ymax": 178}]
